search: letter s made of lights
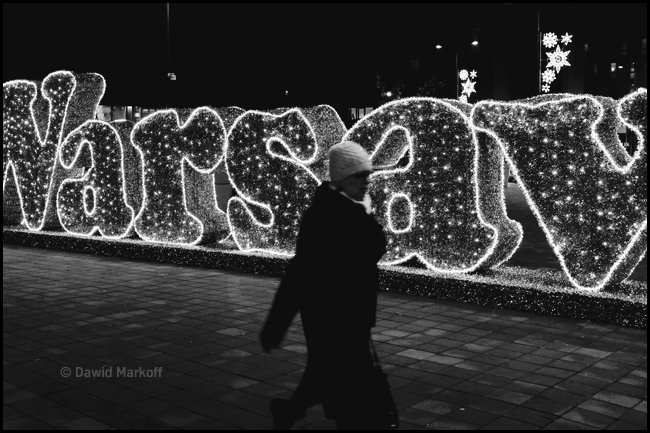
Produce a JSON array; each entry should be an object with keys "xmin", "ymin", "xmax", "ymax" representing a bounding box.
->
[
  {"xmin": 3, "ymin": 71, "xmax": 104, "ymax": 230},
  {"xmin": 131, "ymin": 107, "xmax": 227, "ymax": 245},
  {"xmin": 56, "ymin": 120, "xmax": 135, "ymax": 238},
  {"xmin": 471, "ymin": 89, "xmax": 647, "ymax": 290},
  {"xmin": 344, "ymin": 98, "xmax": 522, "ymax": 272},
  {"xmin": 225, "ymin": 109, "xmax": 322, "ymax": 255}
]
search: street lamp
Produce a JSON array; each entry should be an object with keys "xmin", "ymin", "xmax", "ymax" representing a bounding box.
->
[{"xmin": 434, "ymin": 41, "xmax": 477, "ymax": 99}]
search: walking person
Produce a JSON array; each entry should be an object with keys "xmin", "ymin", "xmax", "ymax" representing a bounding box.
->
[{"xmin": 260, "ymin": 140, "xmax": 388, "ymax": 429}]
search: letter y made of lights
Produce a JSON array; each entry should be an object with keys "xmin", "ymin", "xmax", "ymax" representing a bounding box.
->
[{"xmin": 3, "ymin": 71, "xmax": 647, "ymax": 291}]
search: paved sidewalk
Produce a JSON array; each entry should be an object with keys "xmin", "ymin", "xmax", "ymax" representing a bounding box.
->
[{"xmin": 3, "ymin": 244, "xmax": 647, "ymax": 430}]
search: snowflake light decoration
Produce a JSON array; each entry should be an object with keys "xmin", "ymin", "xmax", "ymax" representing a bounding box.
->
[
  {"xmin": 458, "ymin": 70, "xmax": 478, "ymax": 102},
  {"xmin": 546, "ymin": 45, "xmax": 571, "ymax": 72},
  {"xmin": 543, "ymin": 32, "xmax": 558, "ymax": 48},
  {"xmin": 542, "ymin": 69, "xmax": 556, "ymax": 84},
  {"xmin": 541, "ymin": 32, "xmax": 572, "ymax": 93},
  {"xmin": 462, "ymin": 80, "xmax": 477, "ymax": 97}
]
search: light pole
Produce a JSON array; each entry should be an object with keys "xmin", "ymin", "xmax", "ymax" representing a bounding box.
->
[
  {"xmin": 165, "ymin": 3, "xmax": 177, "ymax": 109},
  {"xmin": 436, "ymin": 40, "xmax": 477, "ymax": 99}
]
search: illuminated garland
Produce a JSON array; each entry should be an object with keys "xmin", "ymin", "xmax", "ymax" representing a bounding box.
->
[
  {"xmin": 471, "ymin": 89, "xmax": 647, "ymax": 290},
  {"xmin": 56, "ymin": 120, "xmax": 135, "ymax": 238},
  {"xmin": 131, "ymin": 107, "xmax": 227, "ymax": 245},
  {"xmin": 3, "ymin": 71, "xmax": 104, "ymax": 230},
  {"xmin": 343, "ymin": 97, "xmax": 522, "ymax": 272},
  {"xmin": 225, "ymin": 108, "xmax": 322, "ymax": 255}
]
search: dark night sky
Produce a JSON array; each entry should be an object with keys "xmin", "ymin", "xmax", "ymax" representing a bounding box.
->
[{"xmin": 3, "ymin": 3, "xmax": 647, "ymax": 108}]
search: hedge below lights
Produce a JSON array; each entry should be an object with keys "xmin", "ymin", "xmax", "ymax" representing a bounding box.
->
[{"xmin": 3, "ymin": 226, "xmax": 645, "ymax": 329}]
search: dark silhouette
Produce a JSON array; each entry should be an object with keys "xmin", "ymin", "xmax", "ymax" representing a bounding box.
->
[{"xmin": 261, "ymin": 141, "xmax": 388, "ymax": 429}]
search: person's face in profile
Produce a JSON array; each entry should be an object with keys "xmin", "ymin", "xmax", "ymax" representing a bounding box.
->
[{"xmin": 339, "ymin": 170, "xmax": 372, "ymax": 201}]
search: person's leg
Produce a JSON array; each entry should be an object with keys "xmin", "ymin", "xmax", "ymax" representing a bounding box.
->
[
  {"xmin": 270, "ymin": 367, "xmax": 322, "ymax": 429},
  {"xmin": 332, "ymin": 328, "xmax": 375, "ymax": 430}
]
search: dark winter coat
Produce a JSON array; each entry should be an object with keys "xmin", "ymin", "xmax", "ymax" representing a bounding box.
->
[{"xmin": 261, "ymin": 181, "xmax": 387, "ymax": 415}]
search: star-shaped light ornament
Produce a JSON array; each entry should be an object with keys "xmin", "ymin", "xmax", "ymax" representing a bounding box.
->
[
  {"xmin": 542, "ymin": 69, "xmax": 556, "ymax": 84},
  {"xmin": 461, "ymin": 80, "xmax": 476, "ymax": 97},
  {"xmin": 543, "ymin": 32, "xmax": 558, "ymax": 48},
  {"xmin": 541, "ymin": 83, "xmax": 550, "ymax": 93},
  {"xmin": 561, "ymin": 32, "xmax": 573, "ymax": 45},
  {"xmin": 546, "ymin": 46, "xmax": 571, "ymax": 72},
  {"xmin": 470, "ymin": 70, "xmax": 478, "ymax": 79},
  {"xmin": 459, "ymin": 69, "xmax": 469, "ymax": 81}
]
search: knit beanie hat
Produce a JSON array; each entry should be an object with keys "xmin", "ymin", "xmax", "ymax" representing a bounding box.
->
[{"xmin": 328, "ymin": 141, "xmax": 372, "ymax": 184}]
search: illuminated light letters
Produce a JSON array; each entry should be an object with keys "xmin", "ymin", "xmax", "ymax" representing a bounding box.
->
[
  {"xmin": 3, "ymin": 71, "xmax": 104, "ymax": 229},
  {"xmin": 56, "ymin": 121, "xmax": 135, "ymax": 237},
  {"xmin": 344, "ymin": 98, "xmax": 522, "ymax": 272},
  {"xmin": 131, "ymin": 107, "xmax": 227, "ymax": 245},
  {"xmin": 4, "ymin": 70, "xmax": 647, "ymax": 291},
  {"xmin": 471, "ymin": 89, "xmax": 647, "ymax": 290},
  {"xmin": 225, "ymin": 109, "xmax": 321, "ymax": 255}
]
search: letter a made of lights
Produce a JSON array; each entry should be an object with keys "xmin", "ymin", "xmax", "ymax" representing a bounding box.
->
[{"xmin": 343, "ymin": 97, "xmax": 522, "ymax": 273}]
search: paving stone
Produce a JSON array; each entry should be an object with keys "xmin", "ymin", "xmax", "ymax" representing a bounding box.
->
[
  {"xmin": 412, "ymin": 399, "xmax": 459, "ymax": 416},
  {"xmin": 505, "ymin": 406, "xmax": 556, "ymax": 427},
  {"xmin": 618, "ymin": 407, "xmax": 647, "ymax": 427},
  {"xmin": 424, "ymin": 416, "xmax": 479, "ymax": 429},
  {"xmin": 593, "ymin": 390, "xmax": 642, "ymax": 408},
  {"xmin": 447, "ymin": 407, "xmax": 499, "ymax": 426},
  {"xmin": 561, "ymin": 408, "xmax": 615, "ymax": 429}
]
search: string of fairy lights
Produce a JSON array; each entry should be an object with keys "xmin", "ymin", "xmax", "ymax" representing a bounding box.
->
[{"xmin": 3, "ymin": 70, "xmax": 647, "ymax": 291}]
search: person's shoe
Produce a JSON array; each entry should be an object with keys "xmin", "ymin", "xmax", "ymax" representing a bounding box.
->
[{"xmin": 270, "ymin": 398, "xmax": 298, "ymax": 430}]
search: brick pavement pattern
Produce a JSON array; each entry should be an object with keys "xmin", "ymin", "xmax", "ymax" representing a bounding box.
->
[{"xmin": 3, "ymin": 244, "xmax": 647, "ymax": 430}]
